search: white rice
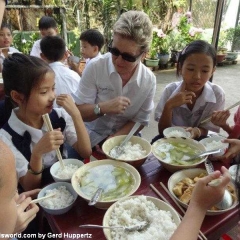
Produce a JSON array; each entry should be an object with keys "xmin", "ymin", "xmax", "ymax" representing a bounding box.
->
[
  {"xmin": 204, "ymin": 140, "xmax": 226, "ymax": 151},
  {"xmin": 55, "ymin": 163, "xmax": 78, "ymax": 179},
  {"xmin": 166, "ymin": 130, "xmax": 187, "ymax": 138},
  {"xmin": 110, "ymin": 141, "xmax": 146, "ymax": 160},
  {"xmin": 41, "ymin": 186, "xmax": 74, "ymax": 209},
  {"xmin": 109, "ymin": 195, "xmax": 177, "ymax": 240}
]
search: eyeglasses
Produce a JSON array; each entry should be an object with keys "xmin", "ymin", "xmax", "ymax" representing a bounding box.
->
[{"xmin": 108, "ymin": 40, "xmax": 143, "ymax": 62}]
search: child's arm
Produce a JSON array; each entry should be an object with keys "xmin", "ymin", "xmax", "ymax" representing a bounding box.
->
[
  {"xmin": 170, "ymin": 167, "xmax": 230, "ymax": 240},
  {"xmin": 56, "ymin": 94, "xmax": 92, "ymax": 158},
  {"xmin": 211, "ymin": 110, "xmax": 232, "ymax": 134},
  {"xmin": 158, "ymin": 83, "xmax": 195, "ymax": 135},
  {"xmin": 19, "ymin": 129, "xmax": 64, "ymax": 190}
]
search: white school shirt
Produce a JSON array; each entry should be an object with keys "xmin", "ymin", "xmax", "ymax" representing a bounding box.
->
[
  {"xmin": 72, "ymin": 52, "xmax": 156, "ymax": 147},
  {"xmin": 85, "ymin": 52, "xmax": 102, "ymax": 66},
  {"xmin": 30, "ymin": 39, "xmax": 41, "ymax": 58},
  {"xmin": 49, "ymin": 61, "xmax": 80, "ymax": 107},
  {"xmin": 154, "ymin": 81, "xmax": 225, "ymax": 132},
  {"xmin": 0, "ymin": 108, "xmax": 77, "ymax": 179}
]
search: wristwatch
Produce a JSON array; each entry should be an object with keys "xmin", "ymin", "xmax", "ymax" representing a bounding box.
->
[{"xmin": 94, "ymin": 104, "xmax": 106, "ymax": 116}]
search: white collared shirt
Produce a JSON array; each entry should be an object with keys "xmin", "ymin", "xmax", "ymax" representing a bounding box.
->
[
  {"xmin": 30, "ymin": 39, "xmax": 41, "ymax": 58},
  {"xmin": 0, "ymin": 108, "xmax": 77, "ymax": 179},
  {"xmin": 0, "ymin": 47, "xmax": 20, "ymax": 66},
  {"xmin": 49, "ymin": 61, "xmax": 80, "ymax": 107},
  {"xmin": 154, "ymin": 81, "xmax": 225, "ymax": 132},
  {"xmin": 72, "ymin": 52, "xmax": 156, "ymax": 147}
]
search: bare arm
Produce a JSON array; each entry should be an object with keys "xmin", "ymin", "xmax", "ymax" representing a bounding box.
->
[
  {"xmin": 211, "ymin": 110, "xmax": 232, "ymax": 134},
  {"xmin": 158, "ymin": 82, "xmax": 195, "ymax": 135},
  {"xmin": 19, "ymin": 129, "xmax": 64, "ymax": 190},
  {"xmin": 109, "ymin": 121, "xmax": 144, "ymax": 138},
  {"xmin": 56, "ymin": 94, "xmax": 92, "ymax": 158},
  {"xmin": 77, "ymin": 96, "xmax": 131, "ymax": 122},
  {"xmin": 170, "ymin": 167, "xmax": 231, "ymax": 240}
]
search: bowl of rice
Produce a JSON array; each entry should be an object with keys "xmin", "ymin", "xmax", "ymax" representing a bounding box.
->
[
  {"xmin": 163, "ymin": 127, "xmax": 191, "ymax": 138},
  {"xmin": 102, "ymin": 135, "xmax": 152, "ymax": 168},
  {"xmin": 200, "ymin": 136, "xmax": 229, "ymax": 157},
  {"xmin": 168, "ymin": 168, "xmax": 238, "ymax": 215},
  {"xmin": 152, "ymin": 137, "xmax": 207, "ymax": 173},
  {"xmin": 37, "ymin": 182, "xmax": 78, "ymax": 215},
  {"xmin": 103, "ymin": 195, "xmax": 180, "ymax": 240},
  {"xmin": 50, "ymin": 158, "xmax": 84, "ymax": 182},
  {"xmin": 71, "ymin": 159, "xmax": 141, "ymax": 209}
]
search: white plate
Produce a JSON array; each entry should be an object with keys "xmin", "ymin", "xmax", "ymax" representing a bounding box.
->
[{"xmin": 200, "ymin": 136, "xmax": 228, "ymax": 157}]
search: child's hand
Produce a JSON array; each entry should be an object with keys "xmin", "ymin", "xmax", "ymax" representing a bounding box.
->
[
  {"xmin": 14, "ymin": 195, "xmax": 39, "ymax": 233},
  {"xmin": 166, "ymin": 82, "xmax": 196, "ymax": 108},
  {"xmin": 219, "ymin": 139, "xmax": 240, "ymax": 160},
  {"xmin": 33, "ymin": 129, "xmax": 64, "ymax": 156},
  {"xmin": 190, "ymin": 166, "xmax": 230, "ymax": 211},
  {"xmin": 211, "ymin": 110, "xmax": 230, "ymax": 127},
  {"xmin": 56, "ymin": 94, "xmax": 80, "ymax": 118}
]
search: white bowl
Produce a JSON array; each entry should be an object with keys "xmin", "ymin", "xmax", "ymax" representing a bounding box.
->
[
  {"xmin": 103, "ymin": 195, "xmax": 181, "ymax": 240},
  {"xmin": 102, "ymin": 135, "xmax": 152, "ymax": 168},
  {"xmin": 200, "ymin": 136, "xmax": 229, "ymax": 157},
  {"xmin": 71, "ymin": 160, "xmax": 141, "ymax": 209},
  {"xmin": 37, "ymin": 182, "xmax": 78, "ymax": 215},
  {"xmin": 163, "ymin": 126, "xmax": 191, "ymax": 138},
  {"xmin": 152, "ymin": 137, "xmax": 207, "ymax": 173},
  {"xmin": 168, "ymin": 168, "xmax": 238, "ymax": 215},
  {"xmin": 50, "ymin": 158, "xmax": 84, "ymax": 182}
]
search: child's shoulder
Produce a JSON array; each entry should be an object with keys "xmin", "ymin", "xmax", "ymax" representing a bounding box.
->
[{"xmin": 206, "ymin": 81, "xmax": 224, "ymax": 94}]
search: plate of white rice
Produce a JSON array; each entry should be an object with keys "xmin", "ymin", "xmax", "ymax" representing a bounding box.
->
[
  {"xmin": 103, "ymin": 195, "xmax": 180, "ymax": 240},
  {"xmin": 200, "ymin": 136, "xmax": 229, "ymax": 156},
  {"xmin": 163, "ymin": 127, "xmax": 191, "ymax": 138}
]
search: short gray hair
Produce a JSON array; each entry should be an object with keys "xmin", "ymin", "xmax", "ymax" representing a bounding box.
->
[{"xmin": 113, "ymin": 10, "xmax": 153, "ymax": 52}]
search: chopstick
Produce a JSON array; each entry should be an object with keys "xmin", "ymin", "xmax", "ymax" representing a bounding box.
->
[
  {"xmin": 159, "ymin": 182, "xmax": 207, "ymax": 240},
  {"xmin": 30, "ymin": 193, "xmax": 55, "ymax": 204},
  {"xmin": 150, "ymin": 183, "xmax": 206, "ymax": 240},
  {"xmin": 0, "ymin": 47, "xmax": 9, "ymax": 50},
  {"xmin": 42, "ymin": 114, "xmax": 64, "ymax": 169},
  {"xmin": 200, "ymin": 100, "xmax": 240, "ymax": 125}
]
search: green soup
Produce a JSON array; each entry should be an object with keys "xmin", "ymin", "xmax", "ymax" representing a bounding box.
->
[{"xmin": 79, "ymin": 164, "xmax": 135, "ymax": 201}]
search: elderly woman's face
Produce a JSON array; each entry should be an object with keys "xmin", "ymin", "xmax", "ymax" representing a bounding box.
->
[{"xmin": 110, "ymin": 34, "xmax": 143, "ymax": 75}]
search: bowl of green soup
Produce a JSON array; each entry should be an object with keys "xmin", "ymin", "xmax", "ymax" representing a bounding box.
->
[
  {"xmin": 71, "ymin": 160, "xmax": 141, "ymax": 209},
  {"xmin": 152, "ymin": 137, "xmax": 207, "ymax": 173}
]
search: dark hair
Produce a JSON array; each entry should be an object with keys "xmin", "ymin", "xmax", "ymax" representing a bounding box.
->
[
  {"xmin": 2, "ymin": 53, "xmax": 53, "ymax": 117},
  {"xmin": 0, "ymin": 22, "xmax": 12, "ymax": 32},
  {"xmin": 80, "ymin": 29, "xmax": 104, "ymax": 51},
  {"xmin": 38, "ymin": 16, "xmax": 57, "ymax": 30},
  {"xmin": 176, "ymin": 40, "xmax": 217, "ymax": 77},
  {"xmin": 40, "ymin": 36, "xmax": 66, "ymax": 61}
]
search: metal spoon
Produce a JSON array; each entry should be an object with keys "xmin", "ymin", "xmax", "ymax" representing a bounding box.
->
[
  {"xmin": 79, "ymin": 221, "xmax": 149, "ymax": 232},
  {"xmin": 183, "ymin": 149, "xmax": 222, "ymax": 161},
  {"xmin": 88, "ymin": 188, "xmax": 103, "ymax": 206},
  {"xmin": 109, "ymin": 122, "xmax": 141, "ymax": 158},
  {"xmin": 204, "ymin": 159, "xmax": 233, "ymax": 210}
]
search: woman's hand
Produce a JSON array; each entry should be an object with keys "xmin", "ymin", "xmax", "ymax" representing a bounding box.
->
[
  {"xmin": 100, "ymin": 96, "xmax": 131, "ymax": 115},
  {"xmin": 190, "ymin": 166, "xmax": 231, "ymax": 211},
  {"xmin": 14, "ymin": 190, "xmax": 40, "ymax": 233}
]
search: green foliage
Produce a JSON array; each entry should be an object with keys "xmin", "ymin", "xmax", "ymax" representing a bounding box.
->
[
  {"xmin": 225, "ymin": 25, "xmax": 240, "ymax": 51},
  {"xmin": 67, "ymin": 27, "xmax": 80, "ymax": 54},
  {"xmin": 150, "ymin": 29, "xmax": 170, "ymax": 58},
  {"xmin": 169, "ymin": 15, "xmax": 203, "ymax": 51},
  {"xmin": 13, "ymin": 32, "xmax": 40, "ymax": 54}
]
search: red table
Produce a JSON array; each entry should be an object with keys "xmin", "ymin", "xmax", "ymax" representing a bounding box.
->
[{"xmin": 42, "ymin": 155, "xmax": 239, "ymax": 240}]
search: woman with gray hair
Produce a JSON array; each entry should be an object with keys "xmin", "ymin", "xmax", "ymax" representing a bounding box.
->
[{"xmin": 73, "ymin": 10, "xmax": 156, "ymax": 148}]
